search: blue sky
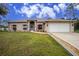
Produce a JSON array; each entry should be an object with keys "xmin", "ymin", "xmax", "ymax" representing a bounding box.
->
[{"xmin": 4, "ymin": 3, "xmax": 79, "ymax": 20}]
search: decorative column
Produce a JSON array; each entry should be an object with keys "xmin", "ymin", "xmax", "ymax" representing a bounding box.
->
[
  {"xmin": 44, "ymin": 22, "xmax": 47, "ymax": 32},
  {"xmin": 28, "ymin": 21, "xmax": 30, "ymax": 31},
  {"xmin": 35, "ymin": 21, "xmax": 37, "ymax": 32},
  {"xmin": 43, "ymin": 23, "xmax": 45, "ymax": 32}
]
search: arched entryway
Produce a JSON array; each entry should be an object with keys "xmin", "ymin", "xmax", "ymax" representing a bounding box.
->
[{"xmin": 30, "ymin": 21, "xmax": 35, "ymax": 31}]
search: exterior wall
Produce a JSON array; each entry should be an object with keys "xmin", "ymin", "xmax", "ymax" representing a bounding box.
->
[
  {"xmin": 8, "ymin": 22, "xmax": 28, "ymax": 31},
  {"xmin": 8, "ymin": 20, "xmax": 75, "ymax": 32}
]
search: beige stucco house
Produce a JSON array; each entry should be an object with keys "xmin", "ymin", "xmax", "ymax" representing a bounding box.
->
[{"xmin": 8, "ymin": 19, "xmax": 76, "ymax": 32}]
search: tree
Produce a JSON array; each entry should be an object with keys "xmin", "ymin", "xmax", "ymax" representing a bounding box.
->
[
  {"xmin": 0, "ymin": 4, "xmax": 8, "ymax": 31},
  {"xmin": 65, "ymin": 3, "xmax": 79, "ymax": 32},
  {"xmin": 64, "ymin": 3, "xmax": 79, "ymax": 20},
  {"xmin": 0, "ymin": 4, "xmax": 8, "ymax": 16},
  {"xmin": 64, "ymin": 3, "xmax": 75, "ymax": 20}
]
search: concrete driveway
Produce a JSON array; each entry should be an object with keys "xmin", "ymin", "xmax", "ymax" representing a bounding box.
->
[{"xmin": 49, "ymin": 32, "xmax": 79, "ymax": 56}]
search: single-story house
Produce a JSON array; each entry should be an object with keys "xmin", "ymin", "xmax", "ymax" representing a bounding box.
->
[{"xmin": 8, "ymin": 19, "xmax": 76, "ymax": 32}]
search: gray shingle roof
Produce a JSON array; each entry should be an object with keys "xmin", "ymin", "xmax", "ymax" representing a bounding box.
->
[{"xmin": 8, "ymin": 19, "xmax": 77, "ymax": 23}]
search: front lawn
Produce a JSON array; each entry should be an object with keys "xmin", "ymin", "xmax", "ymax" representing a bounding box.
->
[{"xmin": 0, "ymin": 32, "xmax": 71, "ymax": 56}]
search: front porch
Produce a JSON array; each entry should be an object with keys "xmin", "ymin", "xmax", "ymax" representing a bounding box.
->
[{"xmin": 27, "ymin": 20, "xmax": 45, "ymax": 32}]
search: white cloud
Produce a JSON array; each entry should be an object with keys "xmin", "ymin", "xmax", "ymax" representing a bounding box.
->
[
  {"xmin": 24, "ymin": 3, "xmax": 29, "ymax": 6},
  {"xmin": 15, "ymin": 4, "xmax": 56, "ymax": 19},
  {"xmin": 38, "ymin": 6, "xmax": 56, "ymax": 18},
  {"xmin": 9, "ymin": 3, "xmax": 13, "ymax": 6},
  {"xmin": 75, "ymin": 5, "xmax": 79, "ymax": 10},
  {"xmin": 30, "ymin": 5, "xmax": 40, "ymax": 14},
  {"xmin": 13, "ymin": 6, "xmax": 21, "ymax": 14},
  {"xmin": 19, "ymin": 5, "xmax": 40, "ymax": 18},
  {"xmin": 58, "ymin": 3, "xmax": 67, "ymax": 11},
  {"xmin": 13, "ymin": 6, "xmax": 17, "ymax": 12},
  {"xmin": 20, "ymin": 6, "xmax": 29, "ymax": 14},
  {"xmin": 53, "ymin": 5, "xmax": 60, "ymax": 13},
  {"xmin": 48, "ymin": 3, "xmax": 51, "ymax": 6},
  {"xmin": 13, "ymin": 6, "xmax": 16, "ymax": 10},
  {"xmin": 21, "ymin": 14, "xmax": 24, "ymax": 16}
]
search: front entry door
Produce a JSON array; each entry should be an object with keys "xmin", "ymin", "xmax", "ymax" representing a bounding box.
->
[{"xmin": 12, "ymin": 25, "xmax": 17, "ymax": 31}]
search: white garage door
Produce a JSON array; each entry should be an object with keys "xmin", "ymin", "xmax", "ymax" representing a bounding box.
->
[{"xmin": 47, "ymin": 23, "xmax": 70, "ymax": 32}]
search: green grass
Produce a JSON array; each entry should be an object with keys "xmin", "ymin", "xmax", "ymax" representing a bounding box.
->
[{"xmin": 0, "ymin": 32, "xmax": 71, "ymax": 56}]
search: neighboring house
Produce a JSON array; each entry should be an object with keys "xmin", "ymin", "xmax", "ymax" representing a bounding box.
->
[{"xmin": 8, "ymin": 19, "xmax": 76, "ymax": 32}]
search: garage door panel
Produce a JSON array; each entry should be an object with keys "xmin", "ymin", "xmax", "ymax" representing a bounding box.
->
[{"xmin": 47, "ymin": 23, "xmax": 70, "ymax": 32}]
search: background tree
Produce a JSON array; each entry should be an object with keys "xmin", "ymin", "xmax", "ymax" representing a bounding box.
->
[
  {"xmin": 65, "ymin": 3, "xmax": 79, "ymax": 20},
  {"xmin": 64, "ymin": 3, "xmax": 76, "ymax": 20},
  {"xmin": 0, "ymin": 4, "xmax": 8, "ymax": 31},
  {"xmin": 64, "ymin": 3, "xmax": 79, "ymax": 32},
  {"xmin": 0, "ymin": 4, "xmax": 8, "ymax": 16}
]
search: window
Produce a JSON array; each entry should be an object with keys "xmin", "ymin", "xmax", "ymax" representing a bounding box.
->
[
  {"xmin": 23, "ymin": 24, "xmax": 27, "ymax": 30},
  {"xmin": 23, "ymin": 25, "xmax": 27, "ymax": 26},
  {"xmin": 38, "ymin": 24, "xmax": 42, "ymax": 29},
  {"xmin": 23, "ymin": 28, "xmax": 27, "ymax": 30},
  {"xmin": 13, "ymin": 25, "xmax": 16, "ymax": 28}
]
